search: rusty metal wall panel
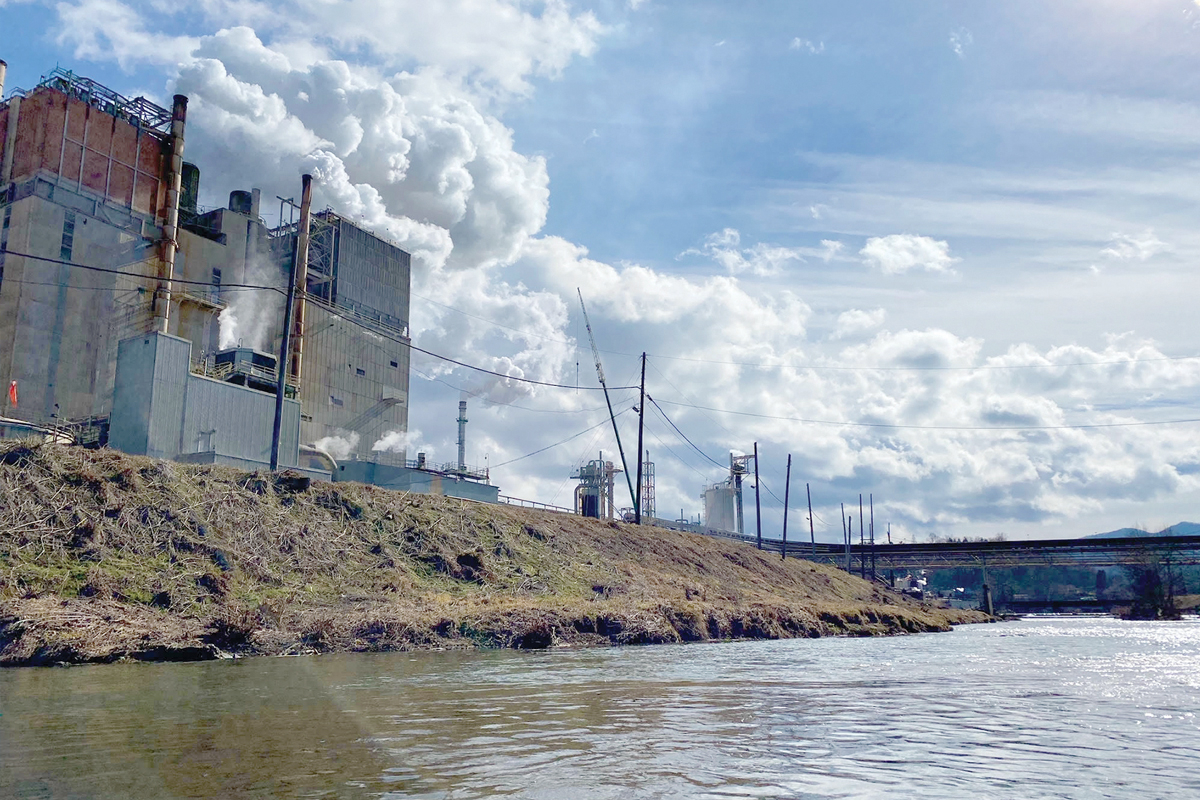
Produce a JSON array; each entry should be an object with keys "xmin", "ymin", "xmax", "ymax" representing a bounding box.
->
[
  {"xmin": 39, "ymin": 93, "xmax": 65, "ymax": 175},
  {"xmin": 60, "ymin": 141, "xmax": 82, "ymax": 183},
  {"xmin": 85, "ymin": 110, "xmax": 112, "ymax": 154},
  {"xmin": 11, "ymin": 92, "xmax": 45, "ymax": 180},
  {"xmin": 108, "ymin": 162, "xmax": 134, "ymax": 206},
  {"xmin": 82, "ymin": 148, "xmax": 107, "ymax": 193},
  {"xmin": 111, "ymin": 122, "xmax": 136, "ymax": 166},
  {"xmin": 65, "ymin": 97, "xmax": 86, "ymax": 142}
]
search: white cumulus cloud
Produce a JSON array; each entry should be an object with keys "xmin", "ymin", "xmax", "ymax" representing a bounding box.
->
[
  {"xmin": 861, "ymin": 234, "xmax": 959, "ymax": 275},
  {"xmin": 833, "ymin": 308, "xmax": 886, "ymax": 339}
]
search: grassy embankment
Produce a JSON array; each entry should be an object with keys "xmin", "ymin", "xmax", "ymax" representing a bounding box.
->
[{"xmin": 0, "ymin": 441, "xmax": 987, "ymax": 666}]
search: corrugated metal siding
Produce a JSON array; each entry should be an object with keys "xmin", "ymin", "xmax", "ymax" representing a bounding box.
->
[
  {"xmin": 181, "ymin": 376, "xmax": 301, "ymax": 467},
  {"xmin": 300, "ymin": 303, "xmax": 409, "ymax": 464},
  {"xmin": 109, "ymin": 335, "xmax": 159, "ymax": 455},
  {"xmin": 146, "ymin": 334, "xmax": 189, "ymax": 459},
  {"xmin": 334, "ymin": 220, "xmax": 410, "ymax": 329}
]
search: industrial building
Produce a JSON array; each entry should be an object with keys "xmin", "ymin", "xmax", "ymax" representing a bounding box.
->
[
  {"xmin": 0, "ymin": 61, "xmax": 500, "ymax": 499},
  {"xmin": 704, "ymin": 453, "xmax": 751, "ymax": 534},
  {"xmin": 269, "ymin": 209, "xmax": 411, "ymax": 464}
]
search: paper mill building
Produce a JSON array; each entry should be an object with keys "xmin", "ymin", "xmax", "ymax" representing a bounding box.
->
[{"xmin": 0, "ymin": 63, "xmax": 414, "ymax": 473}]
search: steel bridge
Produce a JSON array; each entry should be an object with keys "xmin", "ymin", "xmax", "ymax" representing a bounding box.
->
[{"xmin": 648, "ymin": 519, "xmax": 1200, "ymax": 570}]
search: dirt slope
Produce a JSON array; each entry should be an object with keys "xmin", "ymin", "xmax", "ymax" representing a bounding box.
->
[{"xmin": 0, "ymin": 442, "xmax": 987, "ymax": 665}]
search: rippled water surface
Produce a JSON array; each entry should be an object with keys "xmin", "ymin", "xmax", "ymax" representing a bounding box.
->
[{"xmin": 2, "ymin": 617, "xmax": 1199, "ymax": 799}]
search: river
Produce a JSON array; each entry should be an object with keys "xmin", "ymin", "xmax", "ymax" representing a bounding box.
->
[{"xmin": 1, "ymin": 617, "xmax": 1197, "ymax": 799}]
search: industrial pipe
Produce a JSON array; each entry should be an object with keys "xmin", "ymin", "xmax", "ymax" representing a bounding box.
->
[
  {"xmin": 153, "ymin": 94, "xmax": 188, "ymax": 333},
  {"xmin": 0, "ymin": 60, "xmax": 7, "ymax": 99},
  {"xmin": 288, "ymin": 174, "xmax": 313, "ymax": 385}
]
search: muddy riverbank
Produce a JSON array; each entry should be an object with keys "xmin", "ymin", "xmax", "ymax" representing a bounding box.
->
[{"xmin": 0, "ymin": 442, "xmax": 987, "ymax": 666}]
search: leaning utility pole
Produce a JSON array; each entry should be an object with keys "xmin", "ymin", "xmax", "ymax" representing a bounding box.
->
[
  {"xmin": 635, "ymin": 352, "xmax": 647, "ymax": 524},
  {"xmin": 578, "ymin": 290, "xmax": 635, "ymax": 512},
  {"xmin": 781, "ymin": 454, "xmax": 792, "ymax": 560},
  {"xmin": 807, "ymin": 482, "xmax": 816, "ymax": 559},
  {"xmin": 753, "ymin": 442, "xmax": 762, "ymax": 550}
]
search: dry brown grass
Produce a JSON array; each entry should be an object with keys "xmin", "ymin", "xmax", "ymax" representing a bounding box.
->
[{"xmin": 0, "ymin": 441, "xmax": 987, "ymax": 665}]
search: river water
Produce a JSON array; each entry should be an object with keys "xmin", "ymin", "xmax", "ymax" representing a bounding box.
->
[{"xmin": 1, "ymin": 617, "xmax": 1198, "ymax": 799}]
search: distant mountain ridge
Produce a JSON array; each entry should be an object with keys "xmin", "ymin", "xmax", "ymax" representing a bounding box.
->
[{"xmin": 1085, "ymin": 522, "xmax": 1200, "ymax": 539}]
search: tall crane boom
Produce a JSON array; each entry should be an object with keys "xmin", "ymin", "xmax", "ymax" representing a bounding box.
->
[{"xmin": 578, "ymin": 289, "xmax": 637, "ymax": 512}]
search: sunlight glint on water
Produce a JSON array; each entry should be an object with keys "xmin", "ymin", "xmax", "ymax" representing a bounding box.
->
[{"xmin": 1, "ymin": 617, "xmax": 1198, "ymax": 799}]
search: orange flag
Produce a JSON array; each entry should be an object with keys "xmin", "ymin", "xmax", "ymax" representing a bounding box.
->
[{"xmin": 7, "ymin": 381, "xmax": 16, "ymax": 408}]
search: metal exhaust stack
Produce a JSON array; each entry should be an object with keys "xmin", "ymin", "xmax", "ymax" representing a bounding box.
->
[
  {"xmin": 153, "ymin": 94, "xmax": 188, "ymax": 333},
  {"xmin": 0, "ymin": 60, "xmax": 7, "ymax": 99},
  {"xmin": 288, "ymin": 174, "xmax": 313, "ymax": 386},
  {"xmin": 457, "ymin": 400, "xmax": 468, "ymax": 472}
]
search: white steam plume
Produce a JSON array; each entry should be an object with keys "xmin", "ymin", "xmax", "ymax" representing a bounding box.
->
[
  {"xmin": 218, "ymin": 252, "xmax": 284, "ymax": 350},
  {"xmin": 373, "ymin": 428, "xmax": 432, "ymax": 456},
  {"xmin": 312, "ymin": 431, "xmax": 360, "ymax": 461}
]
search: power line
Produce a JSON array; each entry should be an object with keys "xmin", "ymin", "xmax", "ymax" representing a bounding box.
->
[
  {"xmin": 652, "ymin": 397, "xmax": 1200, "ymax": 431},
  {"xmin": 641, "ymin": 414, "xmax": 712, "ymax": 482},
  {"xmin": 650, "ymin": 350, "xmax": 1200, "ymax": 372},
  {"xmin": 646, "ymin": 395, "xmax": 728, "ymax": 469},
  {"xmin": 491, "ymin": 407, "xmax": 632, "ymax": 468},
  {"xmin": 0, "ymin": 248, "xmax": 287, "ymax": 293},
  {"xmin": 408, "ymin": 364, "xmax": 609, "ymax": 414},
  {"xmin": 646, "ymin": 357, "xmax": 735, "ymax": 437}
]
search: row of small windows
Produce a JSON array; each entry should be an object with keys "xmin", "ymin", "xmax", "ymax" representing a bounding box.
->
[{"xmin": 60, "ymin": 211, "xmax": 76, "ymax": 261}]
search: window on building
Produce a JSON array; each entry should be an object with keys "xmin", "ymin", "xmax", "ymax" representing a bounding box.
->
[
  {"xmin": 60, "ymin": 211, "xmax": 76, "ymax": 261},
  {"xmin": 356, "ymin": 368, "xmax": 365, "ymax": 376},
  {"xmin": 390, "ymin": 360, "xmax": 398, "ymax": 368},
  {"xmin": 211, "ymin": 268, "xmax": 222, "ymax": 301},
  {"xmin": 330, "ymin": 395, "xmax": 344, "ymax": 407}
]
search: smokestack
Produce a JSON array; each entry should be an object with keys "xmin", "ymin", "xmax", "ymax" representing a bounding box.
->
[
  {"xmin": 288, "ymin": 174, "xmax": 313, "ymax": 385},
  {"xmin": 457, "ymin": 400, "xmax": 468, "ymax": 472},
  {"xmin": 153, "ymin": 94, "xmax": 188, "ymax": 333},
  {"xmin": 0, "ymin": 60, "xmax": 7, "ymax": 99}
]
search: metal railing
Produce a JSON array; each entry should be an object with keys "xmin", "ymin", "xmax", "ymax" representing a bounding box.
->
[{"xmin": 499, "ymin": 495, "xmax": 572, "ymax": 513}]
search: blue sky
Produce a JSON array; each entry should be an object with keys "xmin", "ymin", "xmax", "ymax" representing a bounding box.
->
[{"xmin": 2, "ymin": 1, "xmax": 1199, "ymax": 539}]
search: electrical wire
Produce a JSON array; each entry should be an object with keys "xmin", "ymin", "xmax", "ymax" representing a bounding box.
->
[
  {"xmin": 490, "ymin": 406, "xmax": 633, "ymax": 469},
  {"xmin": 0, "ymin": 248, "xmax": 288, "ymax": 293},
  {"xmin": 1, "ymin": 247, "xmax": 638, "ymax": 392},
  {"xmin": 646, "ymin": 395, "xmax": 728, "ymax": 468},
  {"xmin": 302, "ymin": 294, "xmax": 642, "ymax": 392},
  {"xmin": 649, "ymin": 351, "xmax": 1200, "ymax": 372},
  {"xmin": 408, "ymin": 364, "xmax": 610, "ymax": 415},
  {"xmin": 646, "ymin": 357, "xmax": 735, "ymax": 437},
  {"xmin": 12, "ymin": 247, "xmax": 1198, "ymax": 375},
  {"xmin": 652, "ymin": 397, "xmax": 1200, "ymax": 431},
  {"xmin": 641, "ymin": 414, "xmax": 712, "ymax": 482}
]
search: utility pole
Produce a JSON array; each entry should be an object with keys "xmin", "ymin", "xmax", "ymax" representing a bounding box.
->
[
  {"xmin": 870, "ymin": 493, "xmax": 876, "ymax": 582},
  {"xmin": 270, "ymin": 173, "xmax": 310, "ymax": 470},
  {"xmin": 859, "ymin": 493, "xmax": 865, "ymax": 579},
  {"xmin": 848, "ymin": 515, "xmax": 854, "ymax": 574},
  {"xmin": 807, "ymin": 482, "xmax": 816, "ymax": 559},
  {"xmin": 753, "ymin": 442, "xmax": 762, "ymax": 550},
  {"xmin": 781, "ymin": 454, "xmax": 791, "ymax": 560},
  {"xmin": 842, "ymin": 502, "xmax": 849, "ymax": 571},
  {"xmin": 635, "ymin": 352, "xmax": 646, "ymax": 524}
]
